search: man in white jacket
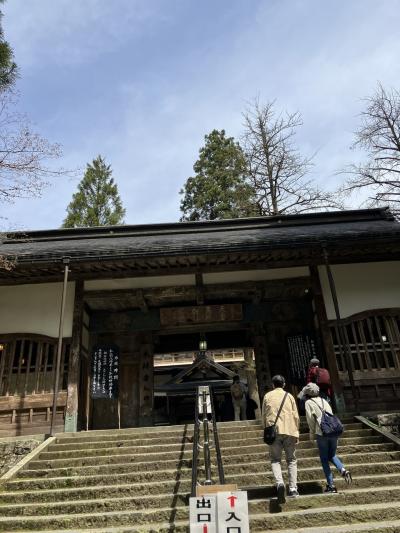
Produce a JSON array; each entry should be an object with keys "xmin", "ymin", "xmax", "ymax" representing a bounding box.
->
[
  {"xmin": 262, "ymin": 375, "xmax": 300, "ymax": 502},
  {"xmin": 302, "ymin": 383, "xmax": 352, "ymax": 493}
]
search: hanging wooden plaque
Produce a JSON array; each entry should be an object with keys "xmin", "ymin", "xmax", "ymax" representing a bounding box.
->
[{"xmin": 160, "ymin": 304, "xmax": 242, "ymax": 327}]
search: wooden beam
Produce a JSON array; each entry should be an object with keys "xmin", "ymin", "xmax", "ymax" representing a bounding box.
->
[
  {"xmin": 65, "ymin": 280, "xmax": 84, "ymax": 432},
  {"xmin": 137, "ymin": 289, "xmax": 149, "ymax": 313},
  {"xmin": 195, "ymin": 272, "xmax": 205, "ymax": 305},
  {"xmin": 138, "ymin": 333, "xmax": 154, "ymax": 427},
  {"xmin": 0, "ymin": 392, "xmax": 67, "ymax": 411},
  {"xmin": 309, "ymin": 266, "xmax": 345, "ymax": 413}
]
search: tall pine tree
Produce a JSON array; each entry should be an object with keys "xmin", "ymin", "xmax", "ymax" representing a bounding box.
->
[
  {"xmin": 0, "ymin": 0, "xmax": 17, "ymax": 91},
  {"xmin": 63, "ymin": 156, "xmax": 126, "ymax": 228},
  {"xmin": 180, "ymin": 129, "xmax": 257, "ymax": 221}
]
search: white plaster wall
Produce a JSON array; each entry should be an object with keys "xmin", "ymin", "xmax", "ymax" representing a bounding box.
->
[
  {"xmin": 84, "ymin": 268, "xmax": 310, "ymax": 292},
  {"xmin": 85, "ymin": 275, "xmax": 196, "ymax": 291},
  {"xmin": 318, "ymin": 261, "xmax": 400, "ymax": 320},
  {"xmin": 0, "ymin": 282, "xmax": 75, "ymax": 337},
  {"xmin": 203, "ymin": 267, "xmax": 310, "ymax": 285}
]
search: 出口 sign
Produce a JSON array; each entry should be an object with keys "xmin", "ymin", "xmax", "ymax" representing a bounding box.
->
[
  {"xmin": 189, "ymin": 495, "xmax": 217, "ymax": 533},
  {"xmin": 91, "ymin": 345, "xmax": 119, "ymax": 399}
]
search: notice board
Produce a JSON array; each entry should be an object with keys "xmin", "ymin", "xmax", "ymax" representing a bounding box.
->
[
  {"xmin": 91, "ymin": 345, "xmax": 119, "ymax": 399},
  {"xmin": 287, "ymin": 334, "xmax": 316, "ymax": 385}
]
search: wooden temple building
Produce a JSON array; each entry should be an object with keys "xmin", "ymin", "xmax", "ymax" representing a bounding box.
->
[{"xmin": 0, "ymin": 207, "xmax": 399, "ymax": 436}]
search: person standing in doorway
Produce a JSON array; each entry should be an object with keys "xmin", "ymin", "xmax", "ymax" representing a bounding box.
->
[
  {"xmin": 302, "ymin": 382, "xmax": 352, "ymax": 493},
  {"xmin": 307, "ymin": 358, "xmax": 332, "ymax": 402},
  {"xmin": 262, "ymin": 375, "xmax": 300, "ymax": 502},
  {"xmin": 230, "ymin": 375, "xmax": 247, "ymax": 421}
]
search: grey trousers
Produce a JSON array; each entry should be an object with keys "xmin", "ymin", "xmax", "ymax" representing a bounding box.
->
[
  {"xmin": 269, "ymin": 434, "xmax": 298, "ymax": 490},
  {"xmin": 233, "ymin": 398, "xmax": 247, "ymax": 421}
]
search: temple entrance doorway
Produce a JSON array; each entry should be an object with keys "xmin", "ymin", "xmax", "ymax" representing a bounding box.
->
[{"xmin": 153, "ymin": 328, "xmax": 256, "ymax": 425}]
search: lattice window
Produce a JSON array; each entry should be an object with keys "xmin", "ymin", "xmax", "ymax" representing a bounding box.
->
[
  {"xmin": 330, "ymin": 310, "xmax": 400, "ymax": 372},
  {"xmin": 0, "ymin": 336, "xmax": 70, "ymax": 396}
]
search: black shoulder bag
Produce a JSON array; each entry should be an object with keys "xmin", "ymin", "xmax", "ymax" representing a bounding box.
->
[{"xmin": 263, "ymin": 392, "xmax": 289, "ymax": 445}]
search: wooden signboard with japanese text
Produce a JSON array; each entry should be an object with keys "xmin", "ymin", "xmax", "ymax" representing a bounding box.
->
[
  {"xmin": 91, "ymin": 345, "xmax": 119, "ymax": 399},
  {"xmin": 160, "ymin": 304, "xmax": 243, "ymax": 328},
  {"xmin": 287, "ymin": 334, "xmax": 316, "ymax": 385}
]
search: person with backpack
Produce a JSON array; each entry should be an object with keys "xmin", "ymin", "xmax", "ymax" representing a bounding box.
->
[
  {"xmin": 307, "ymin": 358, "xmax": 332, "ymax": 402},
  {"xmin": 262, "ymin": 375, "xmax": 300, "ymax": 502},
  {"xmin": 301, "ymin": 382, "xmax": 352, "ymax": 493},
  {"xmin": 230, "ymin": 375, "xmax": 247, "ymax": 421}
]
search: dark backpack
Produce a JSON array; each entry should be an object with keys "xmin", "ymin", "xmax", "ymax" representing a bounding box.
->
[
  {"xmin": 311, "ymin": 399, "xmax": 343, "ymax": 438},
  {"xmin": 315, "ymin": 367, "xmax": 331, "ymax": 386}
]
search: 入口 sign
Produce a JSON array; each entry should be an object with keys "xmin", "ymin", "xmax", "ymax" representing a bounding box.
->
[
  {"xmin": 217, "ymin": 491, "xmax": 249, "ymax": 533},
  {"xmin": 189, "ymin": 491, "xmax": 249, "ymax": 533}
]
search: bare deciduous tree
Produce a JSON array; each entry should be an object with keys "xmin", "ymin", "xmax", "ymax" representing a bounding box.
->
[
  {"xmin": 242, "ymin": 99, "xmax": 342, "ymax": 216},
  {"xmin": 341, "ymin": 84, "xmax": 400, "ymax": 217},
  {"xmin": 0, "ymin": 90, "xmax": 63, "ymax": 203}
]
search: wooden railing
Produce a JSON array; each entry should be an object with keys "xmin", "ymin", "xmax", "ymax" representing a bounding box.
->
[
  {"xmin": 0, "ymin": 334, "xmax": 71, "ymax": 396},
  {"xmin": 329, "ymin": 309, "xmax": 400, "ymax": 406},
  {"xmin": 329, "ymin": 309, "xmax": 400, "ymax": 374}
]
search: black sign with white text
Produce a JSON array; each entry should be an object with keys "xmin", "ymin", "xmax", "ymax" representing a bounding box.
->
[
  {"xmin": 91, "ymin": 345, "xmax": 119, "ymax": 399},
  {"xmin": 287, "ymin": 334, "xmax": 316, "ymax": 385}
]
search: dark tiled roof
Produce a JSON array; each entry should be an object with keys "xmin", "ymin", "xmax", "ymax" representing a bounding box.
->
[{"xmin": 1, "ymin": 208, "xmax": 400, "ymax": 264}]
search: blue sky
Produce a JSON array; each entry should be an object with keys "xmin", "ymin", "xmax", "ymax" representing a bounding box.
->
[{"xmin": 2, "ymin": 0, "xmax": 400, "ymax": 230}]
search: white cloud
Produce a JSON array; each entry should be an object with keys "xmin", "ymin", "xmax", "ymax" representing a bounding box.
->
[
  {"xmin": 4, "ymin": 1, "xmax": 165, "ymax": 67},
  {"xmin": 2, "ymin": 0, "xmax": 400, "ymax": 229}
]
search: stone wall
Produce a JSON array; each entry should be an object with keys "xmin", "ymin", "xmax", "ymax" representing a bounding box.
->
[{"xmin": 0, "ymin": 438, "xmax": 42, "ymax": 476}]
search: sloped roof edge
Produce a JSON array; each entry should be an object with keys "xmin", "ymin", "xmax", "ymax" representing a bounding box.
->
[{"xmin": 4, "ymin": 207, "xmax": 395, "ymax": 244}]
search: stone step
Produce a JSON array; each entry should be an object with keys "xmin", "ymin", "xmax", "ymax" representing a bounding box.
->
[
  {"xmin": 2, "ymin": 484, "xmax": 400, "ymax": 519},
  {"xmin": 6, "ymin": 460, "xmax": 400, "ymax": 492},
  {"xmin": 10, "ymin": 524, "xmax": 400, "ymax": 533},
  {"xmin": 0, "ymin": 520, "xmax": 189, "ymax": 533},
  {"xmin": 224, "ymin": 457, "xmax": 400, "ymax": 480},
  {"xmin": 251, "ymin": 472, "xmax": 400, "ymax": 497},
  {"xmin": 38, "ymin": 433, "xmax": 382, "ymax": 461},
  {"xmin": 249, "ymin": 501, "xmax": 400, "ymax": 531},
  {"xmin": 0, "ymin": 505, "xmax": 190, "ymax": 531},
  {"xmin": 249, "ymin": 485, "xmax": 400, "ymax": 514},
  {"xmin": 1, "ymin": 499, "xmax": 399, "ymax": 532},
  {"xmin": 0, "ymin": 479, "xmax": 193, "ymax": 504},
  {"xmin": 18, "ymin": 450, "xmax": 400, "ymax": 480},
  {"xmin": 275, "ymin": 520, "xmax": 400, "ymax": 532},
  {"xmin": 27, "ymin": 441, "xmax": 396, "ymax": 471},
  {"xmin": 53, "ymin": 422, "xmax": 362, "ymax": 447},
  {"xmin": 0, "ymin": 492, "xmax": 189, "ymax": 517},
  {"xmin": 2, "ymin": 470, "xmax": 400, "ymax": 507},
  {"xmin": 47, "ymin": 427, "xmax": 370, "ymax": 452},
  {"xmin": 55, "ymin": 423, "xmax": 267, "ymax": 444},
  {"xmin": 221, "ymin": 434, "xmax": 384, "ymax": 451}
]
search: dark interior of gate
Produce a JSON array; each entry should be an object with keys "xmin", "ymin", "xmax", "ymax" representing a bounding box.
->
[{"xmin": 83, "ymin": 276, "xmax": 317, "ymax": 430}]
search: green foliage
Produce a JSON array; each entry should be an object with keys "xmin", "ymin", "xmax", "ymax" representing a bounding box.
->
[
  {"xmin": 180, "ymin": 129, "xmax": 258, "ymax": 221},
  {"xmin": 63, "ymin": 156, "xmax": 126, "ymax": 228},
  {"xmin": 0, "ymin": 2, "xmax": 17, "ymax": 90}
]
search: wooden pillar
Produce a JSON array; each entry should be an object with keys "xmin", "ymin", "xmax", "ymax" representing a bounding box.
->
[
  {"xmin": 244, "ymin": 347, "xmax": 261, "ymax": 419},
  {"xmin": 65, "ymin": 280, "xmax": 84, "ymax": 432},
  {"xmin": 138, "ymin": 332, "xmax": 154, "ymax": 427},
  {"xmin": 251, "ymin": 322, "xmax": 272, "ymax": 404},
  {"xmin": 310, "ymin": 266, "xmax": 346, "ymax": 413}
]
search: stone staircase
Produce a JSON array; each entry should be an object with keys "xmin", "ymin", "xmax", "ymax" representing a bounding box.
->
[{"xmin": 0, "ymin": 417, "xmax": 400, "ymax": 532}]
